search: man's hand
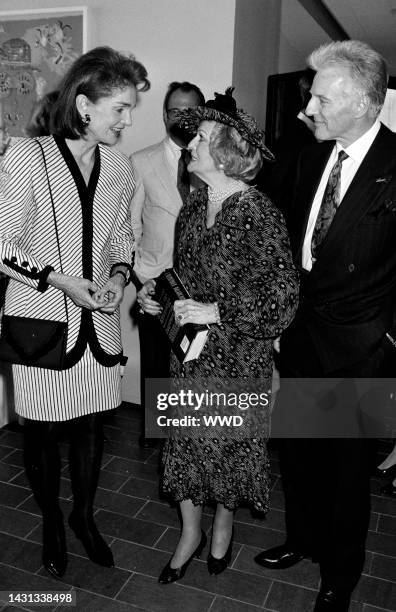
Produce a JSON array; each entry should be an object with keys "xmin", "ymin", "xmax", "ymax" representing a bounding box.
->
[{"xmin": 136, "ymin": 279, "xmax": 162, "ymax": 315}]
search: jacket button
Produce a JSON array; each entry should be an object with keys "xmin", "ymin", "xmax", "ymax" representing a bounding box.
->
[{"xmin": 348, "ymin": 263, "xmax": 355, "ymax": 272}]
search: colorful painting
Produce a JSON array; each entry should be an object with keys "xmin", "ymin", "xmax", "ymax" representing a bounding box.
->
[{"xmin": 0, "ymin": 7, "xmax": 86, "ymax": 142}]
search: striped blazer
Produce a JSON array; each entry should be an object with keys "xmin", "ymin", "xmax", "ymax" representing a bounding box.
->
[{"xmin": 0, "ymin": 136, "xmax": 135, "ymax": 368}]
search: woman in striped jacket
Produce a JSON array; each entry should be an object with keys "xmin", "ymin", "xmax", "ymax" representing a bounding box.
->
[{"xmin": 0, "ymin": 47, "xmax": 149, "ymax": 578}]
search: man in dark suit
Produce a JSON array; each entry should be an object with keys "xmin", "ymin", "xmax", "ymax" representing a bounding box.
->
[{"xmin": 255, "ymin": 41, "xmax": 396, "ymax": 611}]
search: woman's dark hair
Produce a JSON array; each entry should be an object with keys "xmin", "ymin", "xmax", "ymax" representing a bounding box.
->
[
  {"xmin": 25, "ymin": 90, "xmax": 59, "ymax": 137},
  {"xmin": 51, "ymin": 46, "xmax": 150, "ymax": 139}
]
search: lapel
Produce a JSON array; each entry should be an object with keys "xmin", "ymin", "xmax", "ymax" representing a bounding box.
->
[
  {"xmin": 294, "ymin": 141, "xmax": 333, "ymax": 259},
  {"xmin": 147, "ymin": 141, "xmax": 182, "ymax": 214},
  {"xmin": 309, "ymin": 124, "xmax": 396, "ymax": 280}
]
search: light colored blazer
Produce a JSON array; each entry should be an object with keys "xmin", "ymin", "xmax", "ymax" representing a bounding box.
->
[
  {"xmin": 0, "ymin": 136, "xmax": 135, "ymax": 368},
  {"xmin": 131, "ymin": 138, "xmax": 199, "ymax": 283}
]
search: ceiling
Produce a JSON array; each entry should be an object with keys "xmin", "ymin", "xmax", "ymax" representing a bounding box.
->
[{"xmin": 323, "ymin": 0, "xmax": 396, "ymax": 73}]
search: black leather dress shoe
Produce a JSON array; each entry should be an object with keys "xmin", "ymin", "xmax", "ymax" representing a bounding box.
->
[
  {"xmin": 254, "ymin": 544, "xmax": 305, "ymax": 569},
  {"xmin": 375, "ymin": 463, "xmax": 396, "ymax": 479},
  {"xmin": 314, "ymin": 588, "xmax": 351, "ymax": 611}
]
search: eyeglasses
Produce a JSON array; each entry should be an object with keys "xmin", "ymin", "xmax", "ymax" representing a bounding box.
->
[{"xmin": 166, "ymin": 108, "xmax": 182, "ymax": 119}]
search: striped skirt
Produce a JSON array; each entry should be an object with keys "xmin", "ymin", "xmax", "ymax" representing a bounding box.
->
[{"xmin": 12, "ymin": 346, "xmax": 121, "ymax": 421}]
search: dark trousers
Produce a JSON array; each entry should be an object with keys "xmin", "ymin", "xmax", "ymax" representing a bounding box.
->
[
  {"xmin": 279, "ymin": 437, "xmax": 375, "ymax": 592},
  {"xmin": 275, "ymin": 342, "xmax": 387, "ymax": 593},
  {"xmin": 138, "ymin": 312, "xmax": 170, "ymax": 435}
]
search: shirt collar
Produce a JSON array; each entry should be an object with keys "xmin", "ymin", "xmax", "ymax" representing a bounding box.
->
[
  {"xmin": 164, "ymin": 135, "xmax": 183, "ymax": 160},
  {"xmin": 336, "ymin": 119, "xmax": 381, "ymax": 163}
]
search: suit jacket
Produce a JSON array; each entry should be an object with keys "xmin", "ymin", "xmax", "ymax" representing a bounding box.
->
[
  {"xmin": 130, "ymin": 138, "xmax": 200, "ymax": 283},
  {"xmin": 0, "ymin": 136, "xmax": 135, "ymax": 368},
  {"xmin": 282, "ymin": 124, "xmax": 396, "ymax": 374}
]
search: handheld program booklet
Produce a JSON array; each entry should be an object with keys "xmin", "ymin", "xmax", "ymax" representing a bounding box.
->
[{"xmin": 155, "ymin": 268, "xmax": 210, "ymax": 363}]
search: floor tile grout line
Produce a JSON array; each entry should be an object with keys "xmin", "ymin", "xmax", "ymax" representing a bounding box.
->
[
  {"xmin": 206, "ymin": 594, "xmax": 217, "ymax": 612},
  {"xmin": 261, "ymin": 578, "xmax": 275, "ymax": 610},
  {"xmin": 112, "ymin": 569, "xmax": 137, "ymax": 604},
  {"xmin": 229, "ymin": 541, "xmax": 243, "ymax": 570},
  {"xmin": 113, "ymin": 572, "xmax": 158, "ymax": 612},
  {"xmin": 368, "ymin": 549, "xmax": 396, "ymax": 560},
  {"xmin": 133, "ymin": 498, "xmax": 150, "ymax": 520},
  {"xmin": 152, "ymin": 525, "xmax": 170, "ymax": 549}
]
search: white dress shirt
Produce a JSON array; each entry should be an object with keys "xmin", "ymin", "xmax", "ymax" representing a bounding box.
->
[
  {"xmin": 302, "ymin": 120, "xmax": 381, "ymax": 271},
  {"xmin": 164, "ymin": 135, "xmax": 183, "ymax": 182}
]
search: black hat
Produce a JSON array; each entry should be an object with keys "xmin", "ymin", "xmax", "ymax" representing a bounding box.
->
[{"xmin": 175, "ymin": 87, "xmax": 274, "ymax": 162}]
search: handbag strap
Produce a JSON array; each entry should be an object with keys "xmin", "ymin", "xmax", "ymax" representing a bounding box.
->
[{"xmin": 35, "ymin": 139, "xmax": 68, "ymax": 322}]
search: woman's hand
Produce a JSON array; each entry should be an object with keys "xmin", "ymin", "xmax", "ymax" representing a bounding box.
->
[
  {"xmin": 47, "ymin": 272, "xmax": 103, "ymax": 310},
  {"xmin": 93, "ymin": 275, "xmax": 125, "ymax": 314},
  {"xmin": 174, "ymin": 299, "xmax": 218, "ymax": 326},
  {"xmin": 137, "ymin": 279, "xmax": 162, "ymax": 315}
]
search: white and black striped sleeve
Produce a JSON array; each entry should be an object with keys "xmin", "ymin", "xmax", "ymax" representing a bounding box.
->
[{"xmin": 0, "ymin": 140, "xmax": 54, "ymax": 292}]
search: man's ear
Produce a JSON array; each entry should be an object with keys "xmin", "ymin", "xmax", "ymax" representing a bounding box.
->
[{"xmin": 354, "ymin": 93, "xmax": 370, "ymax": 118}]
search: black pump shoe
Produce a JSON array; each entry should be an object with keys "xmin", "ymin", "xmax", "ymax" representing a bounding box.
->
[
  {"xmin": 42, "ymin": 513, "xmax": 67, "ymax": 578},
  {"xmin": 376, "ymin": 463, "xmax": 396, "ymax": 479},
  {"xmin": 158, "ymin": 530, "xmax": 207, "ymax": 584},
  {"xmin": 68, "ymin": 512, "xmax": 114, "ymax": 567},
  {"xmin": 207, "ymin": 533, "xmax": 233, "ymax": 576}
]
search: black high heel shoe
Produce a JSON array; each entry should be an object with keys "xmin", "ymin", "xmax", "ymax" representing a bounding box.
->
[
  {"xmin": 376, "ymin": 463, "xmax": 396, "ymax": 479},
  {"xmin": 42, "ymin": 511, "xmax": 67, "ymax": 578},
  {"xmin": 207, "ymin": 531, "xmax": 233, "ymax": 576},
  {"xmin": 68, "ymin": 512, "xmax": 114, "ymax": 567},
  {"xmin": 158, "ymin": 530, "xmax": 207, "ymax": 584}
]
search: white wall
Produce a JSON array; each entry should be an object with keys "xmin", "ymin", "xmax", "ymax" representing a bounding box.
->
[
  {"xmin": 0, "ymin": 0, "xmax": 236, "ymax": 404},
  {"xmin": 232, "ymin": 0, "xmax": 281, "ymax": 130}
]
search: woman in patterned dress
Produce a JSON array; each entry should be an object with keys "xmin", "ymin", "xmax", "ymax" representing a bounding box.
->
[
  {"xmin": 138, "ymin": 89, "xmax": 299, "ymax": 583},
  {"xmin": 0, "ymin": 47, "xmax": 149, "ymax": 578}
]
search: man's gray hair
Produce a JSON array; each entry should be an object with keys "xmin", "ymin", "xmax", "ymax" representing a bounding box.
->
[{"xmin": 308, "ymin": 40, "xmax": 388, "ymax": 117}]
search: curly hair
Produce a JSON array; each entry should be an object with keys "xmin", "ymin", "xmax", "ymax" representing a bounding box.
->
[{"xmin": 209, "ymin": 123, "xmax": 263, "ymax": 182}]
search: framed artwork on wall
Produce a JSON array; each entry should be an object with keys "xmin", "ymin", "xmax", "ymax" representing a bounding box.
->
[{"xmin": 0, "ymin": 6, "xmax": 87, "ymax": 144}]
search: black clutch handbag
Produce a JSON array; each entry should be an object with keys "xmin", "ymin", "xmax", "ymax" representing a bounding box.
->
[
  {"xmin": 0, "ymin": 315, "xmax": 67, "ymax": 369},
  {"xmin": 0, "ymin": 141, "xmax": 68, "ymax": 370}
]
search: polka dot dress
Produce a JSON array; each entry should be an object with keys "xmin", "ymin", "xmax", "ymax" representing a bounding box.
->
[{"xmin": 161, "ymin": 186, "xmax": 299, "ymax": 512}]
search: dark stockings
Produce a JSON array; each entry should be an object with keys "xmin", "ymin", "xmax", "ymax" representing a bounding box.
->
[
  {"xmin": 24, "ymin": 419, "xmax": 66, "ymax": 577},
  {"xmin": 23, "ymin": 412, "xmax": 113, "ymax": 575},
  {"xmin": 68, "ymin": 413, "xmax": 113, "ymax": 566}
]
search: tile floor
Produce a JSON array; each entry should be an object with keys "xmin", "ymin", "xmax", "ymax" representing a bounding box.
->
[{"xmin": 0, "ymin": 403, "xmax": 395, "ymax": 612}]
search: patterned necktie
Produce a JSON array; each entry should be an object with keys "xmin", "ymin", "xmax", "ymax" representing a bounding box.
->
[
  {"xmin": 311, "ymin": 150, "xmax": 348, "ymax": 259},
  {"xmin": 177, "ymin": 148, "xmax": 191, "ymax": 204}
]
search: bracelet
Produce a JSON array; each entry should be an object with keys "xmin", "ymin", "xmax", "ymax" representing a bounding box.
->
[
  {"xmin": 213, "ymin": 301, "xmax": 221, "ymax": 325},
  {"xmin": 111, "ymin": 270, "xmax": 128, "ymax": 285}
]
